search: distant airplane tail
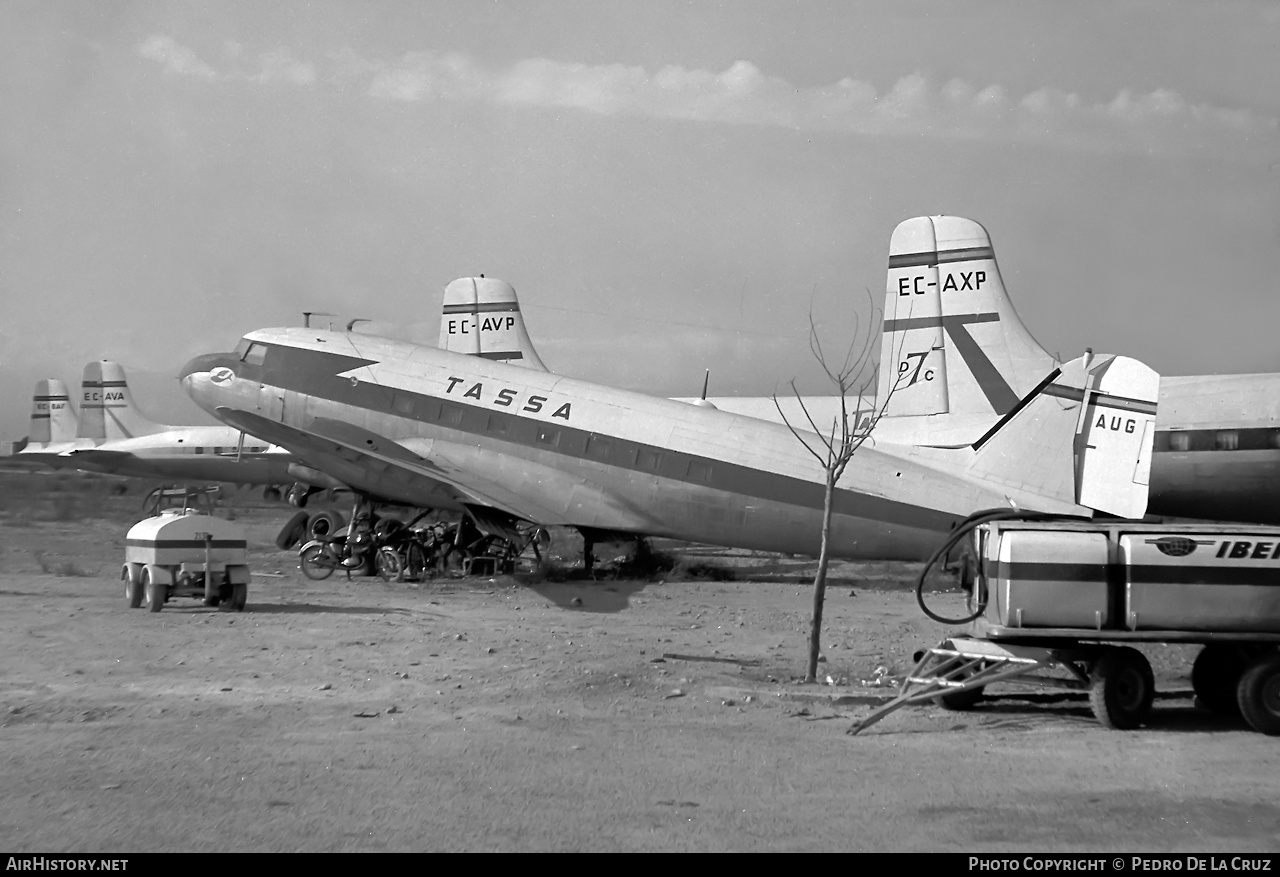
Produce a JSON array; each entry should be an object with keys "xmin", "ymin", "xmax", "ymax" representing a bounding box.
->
[
  {"xmin": 439, "ymin": 277, "xmax": 548, "ymax": 371},
  {"xmin": 76, "ymin": 361, "xmax": 170, "ymax": 441},
  {"xmin": 957, "ymin": 351, "xmax": 1159, "ymax": 518},
  {"xmin": 31, "ymin": 379, "xmax": 78, "ymax": 444},
  {"xmin": 878, "ymin": 215, "xmax": 1057, "ymax": 420}
]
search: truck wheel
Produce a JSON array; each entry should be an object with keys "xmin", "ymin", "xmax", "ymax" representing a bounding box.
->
[
  {"xmin": 1192, "ymin": 645, "xmax": 1246, "ymax": 717},
  {"xmin": 1236, "ymin": 655, "xmax": 1280, "ymax": 735},
  {"xmin": 299, "ymin": 543, "xmax": 334, "ymax": 581},
  {"xmin": 1089, "ymin": 647, "xmax": 1154, "ymax": 730},
  {"xmin": 275, "ymin": 511, "xmax": 310, "ymax": 550},
  {"xmin": 229, "ymin": 583, "xmax": 248, "ymax": 612},
  {"xmin": 142, "ymin": 570, "xmax": 165, "ymax": 614}
]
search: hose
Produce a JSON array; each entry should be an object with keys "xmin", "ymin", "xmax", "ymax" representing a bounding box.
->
[{"xmin": 915, "ymin": 508, "xmax": 1087, "ymax": 625}]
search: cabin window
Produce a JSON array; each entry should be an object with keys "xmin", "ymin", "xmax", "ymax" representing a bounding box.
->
[
  {"xmin": 1270, "ymin": 430, "xmax": 1280, "ymax": 450},
  {"xmin": 214, "ymin": 447, "xmax": 223, "ymax": 455},
  {"xmin": 241, "ymin": 343, "xmax": 268, "ymax": 366},
  {"xmin": 688, "ymin": 458, "xmax": 713, "ymax": 483},
  {"xmin": 394, "ymin": 394, "xmax": 414, "ymax": 416},
  {"xmin": 1215, "ymin": 431, "xmax": 1239, "ymax": 451},
  {"xmin": 637, "ymin": 447, "xmax": 662, "ymax": 472},
  {"xmin": 535, "ymin": 426, "xmax": 560, "ymax": 447},
  {"xmin": 1167, "ymin": 432, "xmax": 1191, "ymax": 452},
  {"xmin": 585, "ymin": 435, "xmax": 612, "ymax": 461},
  {"xmin": 442, "ymin": 405, "xmax": 463, "ymax": 426},
  {"xmin": 194, "ymin": 447, "xmax": 204, "ymax": 455},
  {"xmin": 487, "ymin": 415, "xmax": 509, "ymax": 437}
]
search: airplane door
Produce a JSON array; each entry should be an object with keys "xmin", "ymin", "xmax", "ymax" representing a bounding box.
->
[{"xmin": 258, "ymin": 385, "xmax": 286, "ymax": 422}]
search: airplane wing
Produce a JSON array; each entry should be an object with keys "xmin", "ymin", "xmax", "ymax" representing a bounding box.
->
[{"xmin": 212, "ymin": 407, "xmax": 566, "ymax": 524}]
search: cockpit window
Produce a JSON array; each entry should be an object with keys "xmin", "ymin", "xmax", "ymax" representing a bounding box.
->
[
  {"xmin": 242, "ymin": 342, "xmax": 268, "ymax": 366},
  {"xmin": 233, "ymin": 338, "xmax": 251, "ymax": 359}
]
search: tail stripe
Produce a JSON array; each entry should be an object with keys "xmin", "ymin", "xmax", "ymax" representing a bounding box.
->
[
  {"xmin": 883, "ymin": 312, "xmax": 999, "ymax": 334},
  {"xmin": 1042, "ymin": 384, "xmax": 1159, "ymax": 416},
  {"xmin": 442, "ymin": 302, "xmax": 521, "ymax": 315},
  {"xmin": 888, "ymin": 245, "xmax": 995, "ymax": 269},
  {"xmin": 475, "ymin": 351, "xmax": 524, "ymax": 360}
]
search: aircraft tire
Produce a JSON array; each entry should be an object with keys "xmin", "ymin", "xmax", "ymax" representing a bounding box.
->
[
  {"xmin": 1192, "ymin": 645, "xmax": 1246, "ymax": 717},
  {"xmin": 1236, "ymin": 654, "xmax": 1280, "ymax": 736},
  {"xmin": 263, "ymin": 486, "xmax": 282, "ymax": 502},
  {"xmin": 1088, "ymin": 647, "xmax": 1154, "ymax": 730},
  {"xmin": 275, "ymin": 511, "xmax": 311, "ymax": 550},
  {"xmin": 308, "ymin": 511, "xmax": 345, "ymax": 541}
]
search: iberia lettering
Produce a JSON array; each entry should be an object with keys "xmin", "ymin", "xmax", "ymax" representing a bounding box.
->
[
  {"xmin": 1214, "ymin": 540, "xmax": 1280, "ymax": 560},
  {"xmin": 444, "ymin": 377, "xmax": 572, "ymax": 420}
]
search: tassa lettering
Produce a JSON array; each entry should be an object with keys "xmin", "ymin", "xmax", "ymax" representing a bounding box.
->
[{"xmin": 444, "ymin": 377, "xmax": 572, "ymax": 420}]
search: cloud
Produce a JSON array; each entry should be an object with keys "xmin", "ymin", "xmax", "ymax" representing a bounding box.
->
[
  {"xmin": 138, "ymin": 35, "xmax": 217, "ymax": 80},
  {"xmin": 138, "ymin": 35, "xmax": 1278, "ymax": 157}
]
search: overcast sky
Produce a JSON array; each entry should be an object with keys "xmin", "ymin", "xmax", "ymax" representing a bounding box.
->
[{"xmin": 2, "ymin": 1, "xmax": 1278, "ymax": 437}]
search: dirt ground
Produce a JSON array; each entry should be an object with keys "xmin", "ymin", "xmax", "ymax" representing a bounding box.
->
[{"xmin": 2, "ymin": 473, "xmax": 1279, "ymax": 852}]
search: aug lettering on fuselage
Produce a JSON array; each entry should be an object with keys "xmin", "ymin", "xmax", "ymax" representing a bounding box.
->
[
  {"xmin": 897, "ymin": 271, "xmax": 987, "ymax": 295},
  {"xmin": 445, "ymin": 316, "xmax": 518, "ymax": 335},
  {"xmin": 443, "ymin": 376, "xmax": 572, "ymax": 420},
  {"xmin": 1096, "ymin": 414, "xmax": 1138, "ymax": 434}
]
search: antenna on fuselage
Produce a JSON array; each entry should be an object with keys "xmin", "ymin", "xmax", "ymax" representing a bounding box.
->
[
  {"xmin": 692, "ymin": 369, "xmax": 718, "ymax": 409},
  {"xmin": 347, "ymin": 318, "xmax": 371, "ymax": 332}
]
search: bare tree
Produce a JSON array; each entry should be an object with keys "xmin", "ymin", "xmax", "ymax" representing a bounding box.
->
[{"xmin": 773, "ymin": 292, "xmax": 899, "ymax": 684}]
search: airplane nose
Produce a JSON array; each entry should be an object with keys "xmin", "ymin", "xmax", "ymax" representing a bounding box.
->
[{"xmin": 178, "ymin": 353, "xmax": 233, "ymax": 384}]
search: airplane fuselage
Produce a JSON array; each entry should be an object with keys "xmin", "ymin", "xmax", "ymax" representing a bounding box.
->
[
  {"xmin": 182, "ymin": 330, "xmax": 1090, "ymax": 561},
  {"xmin": 62, "ymin": 426, "xmax": 296, "ymax": 485}
]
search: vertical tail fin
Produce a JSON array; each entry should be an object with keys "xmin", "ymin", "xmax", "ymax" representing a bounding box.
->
[
  {"xmin": 961, "ymin": 352, "xmax": 1160, "ymax": 518},
  {"xmin": 76, "ymin": 361, "xmax": 168, "ymax": 441},
  {"xmin": 30, "ymin": 379, "xmax": 77, "ymax": 444},
  {"xmin": 439, "ymin": 277, "xmax": 549, "ymax": 371},
  {"xmin": 878, "ymin": 216, "xmax": 1056, "ymax": 419}
]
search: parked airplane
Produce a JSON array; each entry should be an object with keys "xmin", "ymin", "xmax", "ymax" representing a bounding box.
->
[
  {"xmin": 179, "ymin": 295, "xmax": 1158, "ymax": 560},
  {"xmin": 47, "ymin": 360, "xmax": 342, "ymax": 502},
  {"xmin": 0, "ymin": 379, "xmax": 98, "ymax": 466},
  {"xmin": 437, "ymin": 217, "xmax": 1279, "ymax": 525}
]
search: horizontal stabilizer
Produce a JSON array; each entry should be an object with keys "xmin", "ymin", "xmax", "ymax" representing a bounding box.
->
[{"xmin": 961, "ymin": 352, "xmax": 1159, "ymax": 517}]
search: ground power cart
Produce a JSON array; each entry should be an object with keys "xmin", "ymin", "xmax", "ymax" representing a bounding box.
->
[
  {"xmin": 853, "ymin": 517, "xmax": 1280, "ymax": 735},
  {"xmin": 122, "ymin": 509, "xmax": 251, "ymax": 612}
]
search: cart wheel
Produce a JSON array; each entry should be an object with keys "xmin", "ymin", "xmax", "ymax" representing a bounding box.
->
[
  {"xmin": 1236, "ymin": 654, "xmax": 1280, "ymax": 736},
  {"xmin": 1192, "ymin": 645, "xmax": 1246, "ymax": 717},
  {"xmin": 1088, "ymin": 647, "xmax": 1154, "ymax": 730},
  {"xmin": 124, "ymin": 565, "xmax": 143, "ymax": 609},
  {"xmin": 299, "ymin": 543, "xmax": 334, "ymax": 581},
  {"xmin": 142, "ymin": 570, "xmax": 165, "ymax": 614},
  {"xmin": 937, "ymin": 684, "xmax": 985, "ymax": 711},
  {"xmin": 229, "ymin": 583, "xmax": 248, "ymax": 612}
]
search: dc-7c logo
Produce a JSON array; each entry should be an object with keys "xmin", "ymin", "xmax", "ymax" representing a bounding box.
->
[{"xmin": 898, "ymin": 351, "xmax": 937, "ymax": 386}]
